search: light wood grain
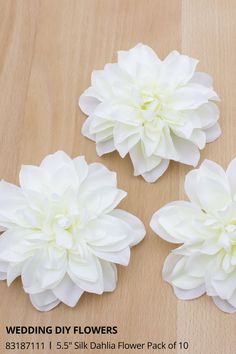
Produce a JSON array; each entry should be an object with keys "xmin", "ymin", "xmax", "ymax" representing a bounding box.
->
[{"xmin": 0, "ymin": 0, "xmax": 235, "ymax": 353}]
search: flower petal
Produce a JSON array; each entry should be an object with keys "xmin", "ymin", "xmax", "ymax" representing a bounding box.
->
[
  {"xmin": 204, "ymin": 122, "xmax": 221, "ymax": 143},
  {"xmin": 114, "ymin": 123, "xmax": 140, "ymax": 158},
  {"xmin": 19, "ymin": 166, "xmax": 49, "ymax": 193},
  {"xmin": 68, "ymin": 252, "xmax": 104, "ymax": 294},
  {"xmin": 197, "ymin": 102, "xmax": 219, "ymax": 129},
  {"xmin": 68, "ymin": 251, "xmax": 100, "ymax": 283},
  {"xmin": 113, "ymin": 123, "xmax": 140, "ymax": 145},
  {"xmin": 89, "ymin": 115, "xmax": 114, "ymax": 134},
  {"xmin": 212, "ymin": 296, "xmax": 236, "ymax": 314},
  {"xmin": 163, "ymin": 254, "xmax": 205, "ymax": 290},
  {"xmin": 81, "ymin": 116, "xmax": 96, "ymax": 140},
  {"xmin": 95, "ymin": 102, "xmax": 140, "ymax": 126},
  {"xmin": 171, "ymin": 135, "xmax": 200, "ymax": 166},
  {"xmin": 100, "ymin": 260, "xmax": 117, "ymax": 292},
  {"xmin": 115, "ymin": 134, "xmax": 140, "ymax": 158},
  {"xmin": 211, "ymin": 271, "xmax": 236, "ymax": 300},
  {"xmin": 184, "ymin": 169, "xmax": 201, "ymax": 206},
  {"xmin": 189, "ymin": 129, "xmax": 206, "ymax": 149},
  {"xmin": 171, "ymin": 86, "xmax": 211, "ymax": 110},
  {"xmin": 160, "ymin": 51, "xmax": 198, "ymax": 87},
  {"xmin": 79, "ymin": 187, "xmax": 127, "ymax": 219},
  {"xmin": 79, "ymin": 87, "xmax": 101, "ymax": 115},
  {"xmin": 84, "ymin": 214, "xmax": 131, "ymax": 252},
  {"xmin": 7, "ymin": 263, "xmax": 23, "ymax": 285},
  {"xmin": 0, "ymin": 272, "xmax": 6, "ymax": 280},
  {"xmin": 0, "ymin": 230, "xmax": 41, "ymax": 263},
  {"xmin": 129, "ymin": 143, "xmax": 161, "ymax": 175},
  {"xmin": 53, "ymin": 274, "xmax": 84, "ymax": 307},
  {"xmin": 55, "ymin": 228, "xmax": 73, "ymax": 249},
  {"xmin": 228, "ymin": 291, "xmax": 236, "ymax": 308},
  {"xmin": 190, "ymin": 71, "xmax": 213, "ymax": 87},
  {"xmin": 141, "ymin": 159, "xmax": 169, "ymax": 182},
  {"xmin": 73, "ymin": 156, "xmax": 88, "ymax": 185},
  {"xmin": 118, "ymin": 43, "xmax": 160, "ymax": 77},
  {"xmin": 22, "ymin": 247, "xmax": 67, "ymax": 293},
  {"xmin": 185, "ymin": 159, "xmax": 231, "ymax": 214},
  {"xmin": 172, "ymin": 269, "xmax": 204, "ymax": 290},
  {"xmin": 40, "ymin": 151, "xmax": 72, "ymax": 175},
  {"xmin": 226, "ymin": 157, "xmax": 236, "ymax": 198},
  {"xmin": 0, "ymin": 181, "xmax": 25, "ymax": 228},
  {"xmin": 79, "ymin": 162, "xmax": 117, "ymax": 192},
  {"xmin": 94, "ymin": 247, "xmax": 131, "ymax": 266},
  {"xmin": 109, "ymin": 209, "xmax": 146, "ymax": 246},
  {"xmin": 0, "ymin": 261, "xmax": 7, "ymax": 280},
  {"xmin": 91, "ymin": 70, "xmax": 112, "ymax": 100},
  {"xmin": 30, "ymin": 290, "xmax": 60, "ymax": 312},
  {"xmin": 150, "ymin": 201, "xmax": 204, "ymax": 244},
  {"xmin": 173, "ymin": 284, "xmax": 205, "ymax": 300},
  {"xmin": 96, "ymin": 139, "xmax": 115, "ymax": 156},
  {"xmin": 162, "ymin": 253, "xmax": 182, "ymax": 282}
]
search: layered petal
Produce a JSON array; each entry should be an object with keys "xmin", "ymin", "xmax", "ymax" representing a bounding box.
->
[
  {"xmin": 141, "ymin": 159, "xmax": 169, "ymax": 183},
  {"xmin": 205, "ymin": 123, "xmax": 221, "ymax": 143},
  {"xmin": 184, "ymin": 159, "xmax": 231, "ymax": 212},
  {"xmin": 109, "ymin": 209, "xmax": 146, "ymax": 246},
  {"xmin": 22, "ymin": 246, "xmax": 67, "ymax": 294},
  {"xmin": 118, "ymin": 43, "xmax": 160, "ymax": 77},
  {"xmin": 129, "ymin": 144, "xmax": 162, "ymax": 176},
  {"xmin": 226, "ymin": 157, "xmax": 236, "ymax": 197},
  {"xmin": 0, "ymin": 151, "xmax": 144, "ymax": 311},
  {"xmin": 160, "ymin": 51, "xmax": 198, "ymax": 87},
  {"xmin": 80, "ymin": 44, "xmax": 220, "ymax": 182},
  {"xmin": 174, "ymin": 284, "xmax": 206, "ymax": 300},
  {"xmin": 0, "ymin": 229, "xmax": 43, "ymax": 263},
  {"xmin": 68, "ymin": 251, "xmax": 104, "ymax": 294},
  {"xmin": 213, "ymin": 297, "xmax": 236, "ymax": 314},
  {"xmin": 151, "ymin": 158, "xmax": 236, "ymax": 313},
  {"xmin": 30, "ymin": 290, "xmax": 60, "ymax": 311},
  {"xmin": 100, "ymin": 260, "xmax": 117, "ymax": 292},
  {"xmin": 53, "ymin": 274, "xmax": 84, "ymax": 307},
  {"xmin": 150, "ymin": 201, "xmax": 205, "ymax": 244},
  {"xmin": 0, "ymin": 181, "xmax": 25, "ymax": 228},
  {"xmin": 79, "ymin": 87, "xmax": 101, "ymax": 115}
]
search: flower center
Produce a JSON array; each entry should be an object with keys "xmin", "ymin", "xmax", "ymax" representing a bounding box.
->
[
  {"xmin": 139, "ymin": 91, "xmax": 165, "ymax": 125},
  {"xmin": 204, "ymin": 219, "xmax": 236, "ymax": 272},
  {"xmin": 219, "ymin": 223, "xmax": 236, "ymax": 250},
  {"xmin": 205, "ymin": 216, "xmax": 236, "ymax": 253},
  {"xmin": 52, "ymin": 215, "xmax": 76, "ymax": 250},
  {"xmin": 56, "ymin": 216, "xmax": 72, "ymax": 230},
  {"xmin": 141, "ymin": 96, "xmax": 162, "ymax": 112}
]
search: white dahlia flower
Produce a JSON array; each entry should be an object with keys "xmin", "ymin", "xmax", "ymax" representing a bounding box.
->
[
  {"xmin": 0, "ymin": 151, "xmax": 145, "ymax": 311},
  {"xmin": 150, "ymin": 158, "xmax": 236, "ymax": 313},
  {"xmin": 79, "ymin": 43, "xmax": 220, "ymax": 183}
]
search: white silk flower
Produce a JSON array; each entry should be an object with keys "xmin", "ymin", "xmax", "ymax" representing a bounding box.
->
[
  {"xmin": 0, "ymin": 151, "xmax": 145, "ymax": 311},
  {"xmin": 150, "ymin": 158, "xmax": 236, "ymax": 313},
  {"xmin": 79, "ymin": 43, "xmax": 220, "ymax": 183}
]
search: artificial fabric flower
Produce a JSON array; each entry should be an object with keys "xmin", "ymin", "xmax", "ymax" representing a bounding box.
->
[
  {"xmin": 150, "ymin": 158, "xmax": 236, "ymax": 313},
  {"xmin": 79, "ymin": 43, "xmax": 220, "ymax": 183},
  {"xmin": 0, "ymin": 151, "xmax": 145, "ymax": 311}
]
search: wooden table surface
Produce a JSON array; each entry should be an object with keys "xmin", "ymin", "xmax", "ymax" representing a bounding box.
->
[{"xmin": 0, "ymin": 1, "xmax": 236, "ymax": 353}]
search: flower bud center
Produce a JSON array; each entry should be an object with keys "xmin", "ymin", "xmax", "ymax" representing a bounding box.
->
[
  {"xmin": 218, "ymin": 223, "xmax": 236, "ymax": 251},
  {"xmin": 141, "ymin": 95, "xmax": 162, "ymax": 114},
  {"xmin": 56, "ymin": 216, "xmax": 72, "ymax": 230},
  {"xmin": 225, "ymin": 224, "xmax": 236, "ymax": 233}
]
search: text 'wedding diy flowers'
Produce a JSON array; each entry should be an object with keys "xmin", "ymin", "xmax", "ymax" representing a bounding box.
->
[
  {"xmin": 0, "ymin": 151, "xmax": 145, "ymax": 311},
  {"xmin": 150, "ymin": 158, "xmax": 236, "ymax": 313},
  {"xmin": 79, "ymin": 43, "xmax": 220, "ymax": 183}
]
